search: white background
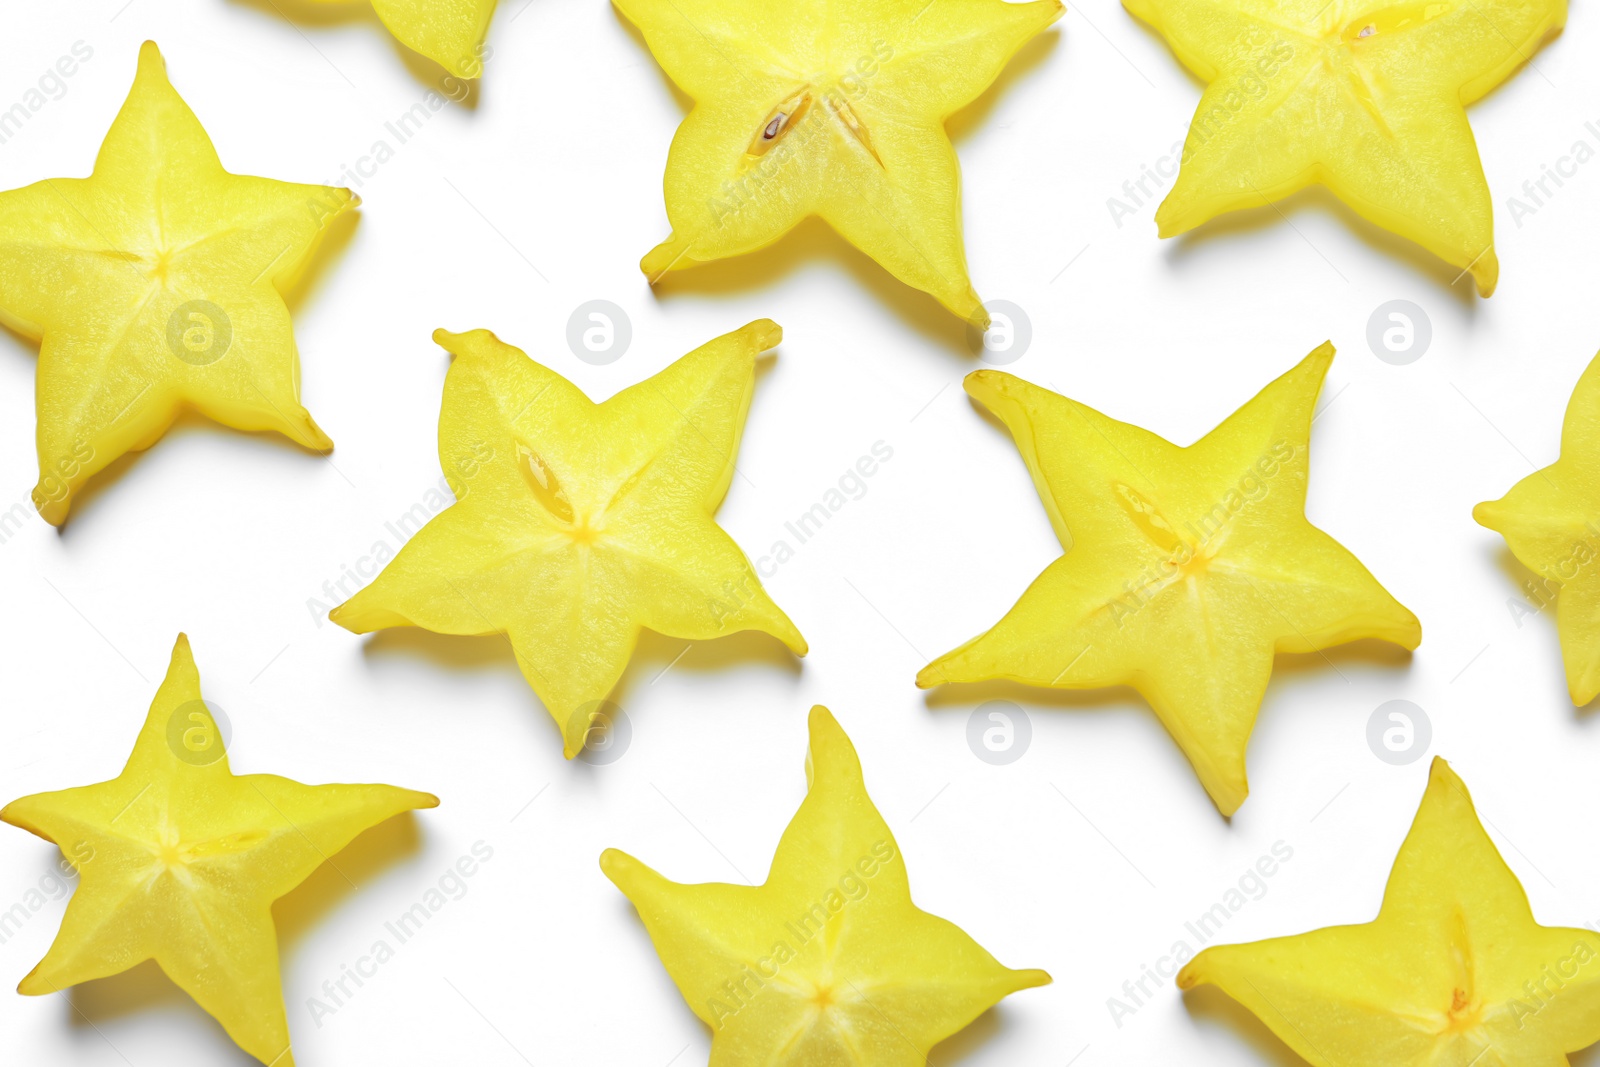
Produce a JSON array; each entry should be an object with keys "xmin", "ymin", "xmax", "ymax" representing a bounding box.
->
[{"xmin": 1, "ymin": 0, "xmax": 1598, "ymax": 1064}]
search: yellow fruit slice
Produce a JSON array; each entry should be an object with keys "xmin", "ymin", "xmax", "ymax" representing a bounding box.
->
[
  {"xmin": 1, "ymin": 634, "xmax": 437, "ymax": 1067},
  {"xmin": 0, "ymin": 42, "xmax": 355, "ymax": 526},
  {"xmin": 602, "ymin": 706, "xmax": 1049, "ymax": 1065},
  {"xmin": 306, "ymin": 0, "xmax": 496, "ymax": 77},
  {"xmin": 613, "ymin": 0, "xmax": 1063, "ymax": 324},
  {"xmin": 918, "ymin": 344, "xmax": 1420, "ymax": 815},
  {"xmin": 1179, "ymin": 758, "xmax": 1600, "ymax": 1065},
  {"xmin": 330, "ymin": 321, "xmax": 806, "ymax": 757},
  {"xmin": 1124, "ymin": 0, "xmax": 1565, "ymax": 295},
  {"xmin": 1475, "ymin": 351, "xmax": 1600, "ymax": 704}
]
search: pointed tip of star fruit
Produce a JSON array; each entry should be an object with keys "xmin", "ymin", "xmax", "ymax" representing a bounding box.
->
[
  {"xmin": 432, "ymin": 327, "xmax": 504, "ymax": 363},
  {"xmin": 1471, "ymin": 246, "xmax": 1500, "ymax": 298},
  {"xmin": 1153, "ymin": 195, "xmax": 1192, "ymax": 240},
  {"xmin": 1303, "ymin": 339, "xmax": 1335, "ymax": 370},
  {"xmin": 293, "ymin": 411, "xmax": 334, "ymax": 454},
  {"xmin": 1212, "ymin": 784, "xmax": 1247, "ymax": 820},
  {"xmin": 737, "ymin": 318, "xmax": 782, "ymax": 353},
  {"xmin": 17, "ymin": 965, "xmax": 54, "ymax": 997},
  {"xmin": 960, "ymin": 367, "xmax": 1018, "ymax": 405},
  {"xmin": 803, "ymin": 706, "xmax": 867, "ymax": 790},
  {"xmin": 1470, "ymin": 497, "xmax": 1506, "ymax": 531},
  {"xmin": 599, "ymin": 847, "xmax": 661, "ymax": 898},
  {"xmin": 641, "ymin": 235, "xmax": 696, "ymax": 283},
  {"xmin": 30, "ymin": 482, "xmax": 71, "ymax": 527},
  {"xmin": 1010, "ymin": 967, "xmax": 1054, "ymax": 992},
  {"xmin": 1418, "ymin": 756, "xmax": 1477, "ymax": 819},
  {"xmin": 136, "ymin": 40, "xmax": 166, "ymax": 76},
  {"xmin": 963, "ymin": 294, "xmax": 991, "ymax": 331},
  {"xmin": 326, "ymin": 596, "xmax": 388, "ymax": 634}
]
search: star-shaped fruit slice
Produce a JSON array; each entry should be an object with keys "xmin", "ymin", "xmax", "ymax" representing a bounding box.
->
[
  {"xmin": 1475, "ymin": 351, "xmax": 1600, "ymax": 705},
  {"xmin": 330, "ymin": 320, "xmax": 806, "ymax": 757},
  {"xmin": 1124, "ymin": 0, "xmax": 1565, "ymax": 294},
  {"xmin": 613, "ymin": 0, "xmax": 1063, "ymax": 323},
  {"xmin": 917, "ymin": 344, "xmax": 1421, "ymax": 815},
  {"xmin": 1, "ymin": 634, "xmax": 437, "ymax": 1067},
  {"xmin": 0, "ymin": 42, "xmax": 355, "ymax": 526},
  {"xmin": 1179, "ymin": 758, "xmax": 1600, "ymax": 1064},
  {"xmin": 602, "ymin": 706, "xmax": 1049, "ymax": 1064},
  {"xmin": 309, "ymin": 0, "xmax": 496, "ymax": 77}
]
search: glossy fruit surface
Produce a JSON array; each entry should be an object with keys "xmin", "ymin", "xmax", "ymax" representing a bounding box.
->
[{"xmin": 919, "ymin": 345, "xmax": 1420, "ymax": 814}]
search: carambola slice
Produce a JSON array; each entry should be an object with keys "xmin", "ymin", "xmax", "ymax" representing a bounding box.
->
[{"xmin": 919, "ymin": 344, "xmax": 1420, "ymax": 814}]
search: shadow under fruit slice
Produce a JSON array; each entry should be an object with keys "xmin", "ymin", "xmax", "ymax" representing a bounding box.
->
[
  {"xmin": 1179, "ymin": 758, "xmax": 1600, "ymax": 1065},
  {"xmin": 918, "ymin": 344, "xmax": 1420, "ymax": 816},
  {"xmin": 329, "ymin": 320, "xmax": 806, "ymax": 758},
  {"xmin": 1123, "ymin": 0, "xmax": 1565, "ymax": 294},
  {"xmin": 602, "ymin": 706, "xmax": 1049, "ymax": 1066},
  {"xmin": 0, "ymin": 41, "xmax": 355, "ymax": 526},
  {"xmin": 1, "ymin": 634, "xmax": 437, "ymax": 1067},
  {"xmin": 613, "ymin": 0, "xmax": 1063, "ymax": 325}
]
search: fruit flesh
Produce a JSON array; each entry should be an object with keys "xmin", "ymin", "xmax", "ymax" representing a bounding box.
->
[
  {"xmin": 919, "ymin": 345, "xmax": 1420, "ymax": 814},
  {"xmin": 307, "ymin": 0, "xmax": 497, "ymax": 77},
  {"xmin": 614, "ymin": 0, "xmax": 1063, "ymax": 323},
  {"xmin": 1179, "ymin": 758, "xmax": 1600, "ymax": 1066},
  {"xmin": 602, "ymin": 706, "xmax": 1049, "ymax": 1066},
  {"xmin": 0, "ymin": 635, "xmax": 437, "ymax": 1067},
  {"xmin": 0, "ymin": 41, "xmax": 352, "ymax": 525},
  {"xmin": 330, "ymin": 321, "xmax": 805, "ymax": 757},
  {"xmin": 1475, "ymin": 351, "xmax": 1600, "ymax": 704},
  {"xmin": 1124, "ymin": 0, "xmax": 1565, "ymax": 294}
]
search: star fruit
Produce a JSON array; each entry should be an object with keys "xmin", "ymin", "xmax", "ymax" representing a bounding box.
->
[
  {"xmin": 1179, "ymin": 758, "xmax": 1600, "ymax": 1064},
  {"xmin": 917, "ymin": 344, "xmax": 1421, "ymax": 815},
  {"xmin": 613, "ymin": 0, "xmax": 1063, "ymax": 323},
  {"xmin": 310, "ymin": 0, "xmax": 496, "ymax": 77},
  {"xmin": 1475, "ymin": 351, "xmax": 1600, "ymax": 705},
  {"xmin": 1124, "ymin": 0, "xmax": 1566, "ymax": 294},
  {"xmin": 601, "ymin": 706, "xmax": 1049, "ymax": 1064},
  {"xmin": 330, "ymin": 321, "xmax": 806, "ymax": 757},
  {"xmin": 0, "ymin": 42, "xmax": 355, "ymax": 526},
  {"xmin": 1, "ymin": 634, "xmax": 437, "ymax": 1067}
]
